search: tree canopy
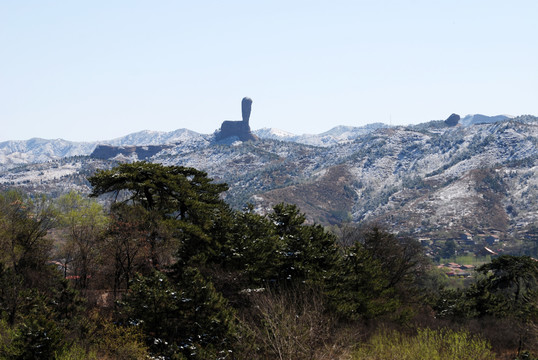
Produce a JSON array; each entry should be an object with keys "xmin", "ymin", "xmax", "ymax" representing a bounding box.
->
[
  {"xmin": 88, "ymin": 161, "xmax": 228, "ymax": 221},
  {"xmin": 88, "ymin": 161, "xmax": 230, "ymax": 269}
]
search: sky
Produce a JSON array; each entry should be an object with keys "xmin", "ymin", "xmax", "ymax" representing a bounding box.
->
[{"xmin": 1, "ymin": 1, "xmax": 537, "ymax": 142}]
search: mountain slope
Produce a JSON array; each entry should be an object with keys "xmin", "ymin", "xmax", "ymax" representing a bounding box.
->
[
  {"xmin": 0, "ymin": 114, "xmax": 518, "ymax": 169},
  {"xmin": 0, "ymin": 115, "xmax": 536, "ymax": 245},
  {"xmin": 460, "ymin": 114, "xmax": 513, "ymax": 127},
  {"xmin": 253, "ymin": 123, "xmax": 388, "ymax": 146},
  {"xmin": 0, "ymin": 129, "xmax": 208, "ymax": 170}
]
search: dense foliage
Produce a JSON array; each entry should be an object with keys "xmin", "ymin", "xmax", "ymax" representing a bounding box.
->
[{"xmin": 0, "ymin": 162, "xmax": 536, "ymax": 359}]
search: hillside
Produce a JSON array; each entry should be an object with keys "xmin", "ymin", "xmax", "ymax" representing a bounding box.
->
[{"xmin": 0, "ymin": 115, "xmax": 536, "ymax": 246}]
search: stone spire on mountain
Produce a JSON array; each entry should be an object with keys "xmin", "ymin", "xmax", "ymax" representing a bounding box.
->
[{"xmin": 216, "ymin": 97, "xmax": 258, "ymax": 142}]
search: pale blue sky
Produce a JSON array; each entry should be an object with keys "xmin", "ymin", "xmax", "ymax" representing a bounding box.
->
[{"xmin": 1, "ymin": 1, "xmax": 537, "ymax": 141}]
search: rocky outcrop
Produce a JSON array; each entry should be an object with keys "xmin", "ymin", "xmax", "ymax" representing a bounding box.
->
[
  {"xmin": 242, "ymin": 97, "xmax": 252, "ymax": 124},
  {"xmin": 90, "ymin": 144, "xmax": 171, "ymax": 160},
  {"xmin": 216, "ymin": 97, "xmax": 258, "ymax": 142},
  {"xmin": 445, "ymin": 113, "xmax": 460, "ymax": 126}
]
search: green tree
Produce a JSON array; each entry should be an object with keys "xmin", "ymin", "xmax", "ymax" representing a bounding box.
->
[
  {"xmin": 434, "ymin": 255, "xmax": 538, "ymax": 357},
  {"xmin": 117, "ymin": 269, "xmax": 236, "ymax": 359},
  {"xmin": 269, "ymin": 203, "xmax": 340, "ymax": 285},
  {"xmin": 358, "ymin": 226, "xmax": 427, "ymax": 294},
  {"xmin": 327, "ymin": 240, "xmax": 398, "ymax": 319},
  {"xmin": 0, "ymin": 190, "xmax": 62, "ymax": 326},
  {"xmin": 56, "ymin": 192, "xmax": 109, "ymax": 289},
  {"xmin": 0, "ymin": 190, "xmax": 56, "ymax": 285},
  {"xmin": 105, "ymin": 202, "xmax": 151, "ymax": 297},
  {"xmin": 0, "ymin": 318, "xmax": 20, "ymax": 358},
  {"xmin": 13, "ymin": 307, "xmax": 66, "ymax": 360},
  {"xmin": 328, "ymin": 225, "xmax": 427, "ymax": 320},
  {"xmin": 221, "ymin": 205, "xmax": 282, "ymax": 285},
  {"xmin": 0, "ymin": 265, "xmax": 84, "ymax": 359},
  {"xmin": 88, "ymin": 162, "xmax": 227, "ymax": 221},
  {"xmin": 476, "ymin": 255, "xmax": 538, "ymax": 318},
  {"xmin": 441, "ymin": 239, "xmax": 456, "ymax": 259},
  {"xmin": 0, "ymin": 190, "xmax": 89, "ymax": 359},
  {"xmin": 437, "ymin": 255, "xmax": 538, "ymax": 321},
  {"xmin": 219, "ymin": 203, "xmax": 340, "ymax": 290},
  {"xmin": 88, "ymin": 162, "xmax": 229, "ymax": 269}
]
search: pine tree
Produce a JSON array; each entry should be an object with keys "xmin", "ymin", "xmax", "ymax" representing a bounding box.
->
[
  {"xmin": 269, "ymin": 203, "xmax": 340, "ymax": 286},
  {"xmin": 327, "ymin": 225, "xmax": 427, "ymax": 320},
  {"xmin": 118, "ymin": 269, "xmax": 236, "ymax": 359},
  {"xmin": 88, "ymin": 162, "xmax": 229, "ymax": 269}
]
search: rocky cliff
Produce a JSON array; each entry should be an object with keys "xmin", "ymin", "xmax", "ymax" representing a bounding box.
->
[
  {"xmin": 90, "ymin": 144, "xmax": 172, "ymax": 160},
  {"xmin": 215, "ymin": 97, "xmax": 258, "ymax": 142}
]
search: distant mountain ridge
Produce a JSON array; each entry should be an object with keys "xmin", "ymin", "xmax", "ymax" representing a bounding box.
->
[
  {"xmin": 0, "ymin": 124, "xmax": 387, "ymax": 169},
  {"xmin": 0, "ymin": 129, "xmax": 209, "ymax": 170},
  {"xmin": 0, "ymin": 114, "xmax": 518, "ymax": 168},
  {"xmin": 253, "ymin": 123, "xmax": 389, "ymax": 146},
  {"xmin": 459, "ymin": 114, "xmax": 514, "ymax": 127},
  {"xmin": 0, "ymin": 113, "xmax": 536, "ymax": 248}
]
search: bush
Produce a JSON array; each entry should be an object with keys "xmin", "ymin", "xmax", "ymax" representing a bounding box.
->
[
  {"xmin": 351, "ymin": 328, "xmax": 495, "ymax": 360},
  {"xmin": 0, "ymin": 319, "xmax": 20, "ymax": 358},
  {"xmin": 56, "ymin": 344, "xmax": 98, "ymax": 360},
  {"xmin": 237, "ymin": 286, "xmax": 340, "ymax": 360},
  {"xmin": 93, "ymin": 321, "xmax": 149, "ymax": 360}
]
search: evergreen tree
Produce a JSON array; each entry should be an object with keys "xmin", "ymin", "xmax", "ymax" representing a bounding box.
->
[
  {"xmin": 327, "ymin": 225, "xmax": 427, "ymax": 320},
  {"xmin": 476, "ymin": 255, "xmax": 538, "ymax": 318},
  {"xmin": 327, "ymin": 241, "xmax": 399, "ymax": 319},
  {"xmin": 269, "ymin": 203, "xmax": 340, "ymax": 285},
  {"xmin": 436, "ymin": 255, "xmax": 538, "ymax": 321},
  {"xmin": 117, "ymin": 269, "xmax": 235, "ymax": 359},
  {"xmin": 89, "ymin": 162, "xmax": 229, "ymax": 269},
  {"xmin": 221, "ymin": 206, "xmax": 282, "ymax": 285}
]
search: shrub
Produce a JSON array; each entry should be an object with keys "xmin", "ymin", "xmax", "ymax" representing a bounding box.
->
[
  {"xmin": 55, "ymin": 344, "xmax": 98, "ymax": 360},
  {"xmin": 351, "ymin": 328, "xmax": 494, "ymax": 360},
  {"xmin": 237, "ymin": 286, "xmax": 340, "ymax": 360}
]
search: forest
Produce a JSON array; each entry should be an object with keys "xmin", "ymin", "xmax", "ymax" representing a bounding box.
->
[{"xmin": 0, "ymin": 161, "xmax": 536, "ymax": 359}]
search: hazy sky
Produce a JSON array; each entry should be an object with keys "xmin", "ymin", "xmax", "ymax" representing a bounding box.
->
[{"xmin": 1, "ymin": 1, "xmax": 537, "ymax": 142}]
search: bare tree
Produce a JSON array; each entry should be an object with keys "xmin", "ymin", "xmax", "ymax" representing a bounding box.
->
[{"xmin": 239, "ymin": 286, "xmax": 342, "ymax": 360}]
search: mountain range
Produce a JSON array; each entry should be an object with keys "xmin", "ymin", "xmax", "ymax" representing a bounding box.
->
[
  {"xmin": 0, "ymin": 114, "xmax": 515, "ymax": 168},
  {"xmin": 0, "ymin": 114, "xmax": 536, "ymax": 249}
]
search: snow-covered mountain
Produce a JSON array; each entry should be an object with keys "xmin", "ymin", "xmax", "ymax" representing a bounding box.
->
[
  {"xmin": 460, "ymin": 114, "xmax": 514, "ymax": 127},
  {"xmin": 0, "ymin": 138, "xmax": 96, "ymax": 169},
  {"xmin": 0, "ymin": 129, "xmax": 209, "ymax": 170},
  {"xmin": 0, "ymin": 124, "xmax": 385, "ymax": 169},
  {"xmin": 0, "ymin": 114, "xmax": 536, "ymax": 249},
  {"xmin": 103, "ymin": 128, "xmax": 208, "ymax": 146},
  {"xmin": 253, "ymin": 123, "xmax": 388, "ymax": 146},
  {"xmin": 0, "ymin": 115, "xmax": 517, "ymax": 169}
]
